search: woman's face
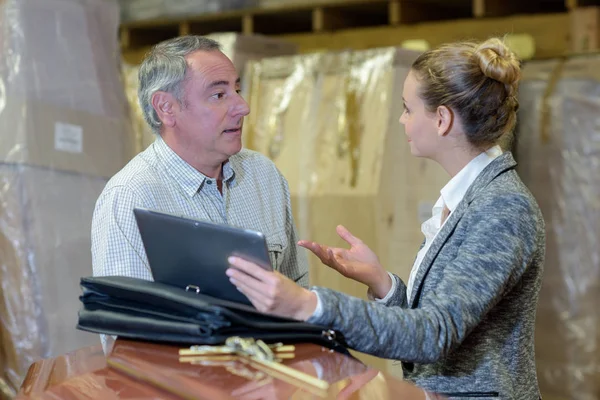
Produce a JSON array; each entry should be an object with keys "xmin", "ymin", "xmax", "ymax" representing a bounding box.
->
[{"xmin": 399, "ymin": 70, "xmax": 442, "ymax": 160}]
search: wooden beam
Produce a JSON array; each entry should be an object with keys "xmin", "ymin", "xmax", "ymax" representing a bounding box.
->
[
  {"xmin": 389, "ymin": 0, "xmax": 470, "ymax": 23},
  {"xmin": 242, "ymin": 14, "xmax": 254, "ymax": 34},
  {"xmin": 388, "ymin": 0, "xmax": 401, "ymax": 25},
  {"xmin": 312, "ymin": 7, "xmax": 327, "ymax": 32},
  {"xmin": 279, "ymin": 12, "xmax": 570, "ymax": 60},
  {"xmin": 312, "ymin": 6, "xmax": 361, "ymax": 32},
  {"xmin": 566, "ymin": 0, "xmax": 600, "ymax": 8},
  {"xmin": 178, "ymin": 22, "xmax": 190, "ymax": 36},
  {"xmin": 119, "ymin": 28, "xmax": 131, "ymax": 49},
  {"xmin": 473, "ymin": 0, "xmax": 566, "ymax": 18},
  {"xmin": 566, "ymin": 0, "xmax": 578, "ymax": 9},
  {"xmin": 473, "ymin": 0, "xmax": 486, "ymax": 18}
]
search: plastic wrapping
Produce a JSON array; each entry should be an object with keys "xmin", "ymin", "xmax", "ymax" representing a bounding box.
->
[
  {"xmin": 122, "ymin": 63, "xmax": 155, "ymax": 155},
  {"xmin": 123, "ymin": 33, "xmax": 297, "ymax": 155},
  {"xmin": 242, "ymin": 48, "xmax": 449, "ymax": 375},
  {"xmin": 517, "ymin": 58, "xmax": 600, "ymax": 399},
  {"xmin": 0, "ymin": 0, "xmax": 133, "ymax": 395}
]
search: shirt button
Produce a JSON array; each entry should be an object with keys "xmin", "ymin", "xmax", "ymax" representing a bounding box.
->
[{"xmin": 206, "ymin": 180, "xmax": 213, "ymax": 185}]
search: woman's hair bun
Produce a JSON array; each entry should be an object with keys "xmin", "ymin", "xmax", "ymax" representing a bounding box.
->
[{"xmin": 474, "ymin": 38, "xmax": 521, "ymax": 90}]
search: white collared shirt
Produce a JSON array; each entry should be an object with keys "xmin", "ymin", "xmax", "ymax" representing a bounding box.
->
[
  {"xmin": 383, "ymin": 145, "xmax": 503, "ymax": 304},
  {"xmin": 311, "ymin": 145, "xmax": 502, "ymax": 318}
]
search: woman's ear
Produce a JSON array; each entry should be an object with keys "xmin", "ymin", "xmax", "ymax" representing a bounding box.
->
[{"xmin": 436, "ymin": 105, "xmax": 453, "ymax": 137}]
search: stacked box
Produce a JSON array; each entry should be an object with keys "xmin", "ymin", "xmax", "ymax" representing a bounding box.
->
[
  {"xmin": 517, "ymin": 58, "xmax": 600, "ymax": 399},
  {"xmin": 0, "ymin": 0, "xmax": 132, "ymax": 393}
]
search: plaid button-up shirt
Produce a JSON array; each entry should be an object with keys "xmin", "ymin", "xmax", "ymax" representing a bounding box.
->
[{"xmin": 91, "ymin": 136, "xmax": 308, "ymax": 287}]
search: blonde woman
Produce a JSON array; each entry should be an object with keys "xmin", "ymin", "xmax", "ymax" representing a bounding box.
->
[{"xmin": 227, "ymin": 38, "xmax": 545, "ymax": 400}]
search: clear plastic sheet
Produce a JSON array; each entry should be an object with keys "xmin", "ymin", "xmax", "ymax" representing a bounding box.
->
[
  {"xmin": 242, "ymin": 48, "xmax": 449, "ymax": 376},
  {"xmin": 517, "ymin": 58, "xmax": 600, "ymax": 399},
  {"xmin": 0, "ymin": 0, "xmax": 133, "ymax": 395},
  {"xmin": 122, "ymin": 63, "xmax": 155, "ymax": 155}
]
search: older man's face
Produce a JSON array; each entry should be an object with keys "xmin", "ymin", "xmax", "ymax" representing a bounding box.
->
[{"xmin": 173, "ymin": 50, "xmax": 250, "ymax": 166}]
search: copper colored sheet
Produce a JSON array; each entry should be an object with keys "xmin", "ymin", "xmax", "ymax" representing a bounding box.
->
[{"xmin": 17, "ymin": 339, "xmax": 439, "ymax": 400}]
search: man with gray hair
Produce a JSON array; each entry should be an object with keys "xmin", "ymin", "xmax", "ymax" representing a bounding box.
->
[{"xmin": 91, "ymin": 36, "xmax": 308, "ymax": 293}]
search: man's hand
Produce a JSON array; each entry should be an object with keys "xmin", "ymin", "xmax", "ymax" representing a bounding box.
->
[{"xmin": 226, "ymin": 257, "xmax": 318, "ymax": 321}]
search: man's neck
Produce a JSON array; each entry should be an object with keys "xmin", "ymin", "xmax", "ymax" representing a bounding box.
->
[
  {"xmin": 161, "ymin": 132, "xmax": 224, "ymax": 179},
  {"xmin": 194, "ymin": 162, "xmax": 222, "ymax": 179}
]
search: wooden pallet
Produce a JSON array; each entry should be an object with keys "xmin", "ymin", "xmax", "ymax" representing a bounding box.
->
[
  {"xmin": 119, "ymin": 0, "xmax": 600, "ymax": 61},
  {"xmin": 119, "ymin": 0, "xmax": 588, "ymax": 47}
]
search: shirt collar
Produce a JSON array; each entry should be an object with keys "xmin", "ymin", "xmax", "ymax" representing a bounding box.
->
[
  {"xmin": 153, "ymin": 136, "xmax": 237, "ymax": 197},
  {"xmin": 440, "ymin": 145, "xmax": 503, "ymax": 212}
]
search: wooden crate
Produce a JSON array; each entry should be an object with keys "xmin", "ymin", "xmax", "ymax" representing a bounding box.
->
[{"xmin": 517, "ymin": 56, "xmax": 600, "ymax": 400}]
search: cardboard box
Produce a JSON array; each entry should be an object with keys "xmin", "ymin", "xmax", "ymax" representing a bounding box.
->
[
  {"xmin": 570, "ymin": 6, "xmax": 600, "ymax": 53},
  {"xmin": 0, "ymin": 0, "xmax": 134, "ymax": 391},
  {"xmin": 518, "ymin": 57, "xmax": 600, "ymax": 400},
  {"xmin": 0, "ymin": 100, "xmax": 131, "ymax": 178},
  {"xmin": 0, "ymin": 0, "xmax": 133, "ymax": 177},
  {"xmin": 0, "ymin": 165, "xmax": 106, "ymax": 391}
]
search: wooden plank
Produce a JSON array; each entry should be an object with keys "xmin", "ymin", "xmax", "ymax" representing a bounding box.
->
[
  {"xmin": 252, "ymin": 8, "xmax": 313, "ymax": 34},
  {"xmin": 117, "ymin": 0, "xmax": 470, "ymax": 50},
  {"xmin": 473, "ymin": 0, "xmax": 486, "ymax": 17},
  {"xmin": 313, "ymin": 7, "xmax": 339, "ymax": 32},
  {"xmin": 313, "ymin": 3, "xmax": 389, "ymax": 32},
  {"xmin": 566, "ymin": 0, "xmax": 600, "ymax": 8},
  {"xmin": 188, "ymin": 17, "xmax": 243, "ymax": 36},
  {"xmin": 566, "ymin": 0, "xmax": 578, "ymax": 8},
  {"xmin": 279, "ymin": 12, "xmax": 570, "ymax": 59},
  {"xmin": 388, "ymin": 0, "xmax": 401, "ymax": 25},
  {"xmin": 122, "ymin": 25, "xmax": 180, "ymax": 49},
  {"xmin": 242, "ymin": 14, "xmax": 254, "ymax": 34},
  {"xmin": 472, "ymin": 0, "xmax": 566, "ymax": 18},
  {"xmin": 569, "ymin": 6, "xmax": 600, "ymax": 52},
  {"xmin": 119, "ymin": 27, "xmax": 131, "ymax": 49},
  {"xmin": 119, "ymin": 1, "xmax": 570, "ymax": 60},
  {"xmin": 121, "ymin": 12, "xmax": 569, "ymax": 62},
  {"xmin": 397, "ymin": 0, "xmax": 472, "ymax": 22},
  {"xmin": 179, "ymin": 22, "xmax": 190, "ymax": 36}
]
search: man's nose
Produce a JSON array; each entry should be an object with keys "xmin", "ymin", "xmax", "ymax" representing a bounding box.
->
[{"xmin": 233, "ymin": 94, "xmax": 250, "ymax": 117}]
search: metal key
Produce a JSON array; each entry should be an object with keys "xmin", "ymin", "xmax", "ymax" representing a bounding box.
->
[{"xmin": 178, "ymin": 337, "xmax": 329, "ymax": 395}]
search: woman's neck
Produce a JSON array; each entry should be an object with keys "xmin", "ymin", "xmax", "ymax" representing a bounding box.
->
[{"xmin": 436, "ymin": 145, "xmax": 484, "ymax": 178}]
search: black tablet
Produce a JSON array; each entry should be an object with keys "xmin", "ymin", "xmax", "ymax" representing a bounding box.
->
[{"xmin": 133, "ymin": 208, "xmax": 271, "ymax": 306}]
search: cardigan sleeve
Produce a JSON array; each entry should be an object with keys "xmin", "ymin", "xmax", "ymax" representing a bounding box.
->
[{"xmin": 307, "ymin": 192, "xmax": 541, "ymax": 363}]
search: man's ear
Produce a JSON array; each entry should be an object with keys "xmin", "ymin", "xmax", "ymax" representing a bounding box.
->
[
  {"xmin": 151, "ymin": 91, "xmax": 177, "ymax": 128},
  {"xmin": 436, "ymin": 105, "xmax": 453, "ymax": 137}
]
